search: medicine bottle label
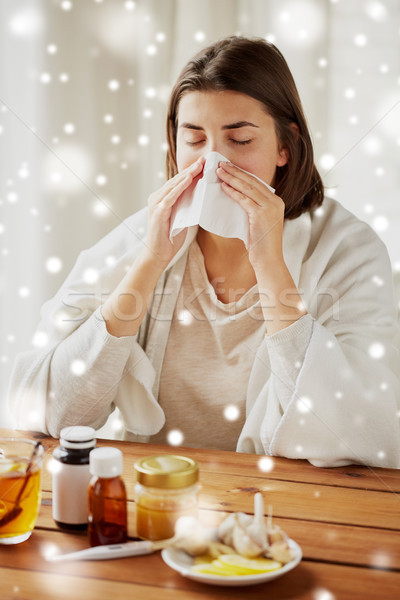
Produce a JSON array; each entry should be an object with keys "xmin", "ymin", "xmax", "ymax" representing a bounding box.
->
[{"xmin": 52, "ymin": 463, "xmax": 91, "ymax": 524}]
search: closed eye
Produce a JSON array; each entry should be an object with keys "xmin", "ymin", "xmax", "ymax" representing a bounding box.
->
[
  {"xmin": 184, "ymin": 138, "xmax": 253, "ymax": 146},
  {"xmin": 185, "ymin": 140, "xmax": 205, "ymax": 146},
  {"xmin": 231, "ymin": 139, "xmax": 252, "ymax": 145}
]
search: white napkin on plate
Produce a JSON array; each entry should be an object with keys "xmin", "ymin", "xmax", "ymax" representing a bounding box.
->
[{"xmin": 169, "ymin": 151, "xmax": 275, "ymax": 248}]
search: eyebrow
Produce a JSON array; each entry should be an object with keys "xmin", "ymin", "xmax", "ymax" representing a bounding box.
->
[{"xmin": 179, "ymin": 121, "xmax": 259, "ymax": 131}]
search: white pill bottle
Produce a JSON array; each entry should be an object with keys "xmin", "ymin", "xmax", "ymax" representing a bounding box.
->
[{"xmin": 52, "ymin": 426, "xmax": 96, "ymax": 530}]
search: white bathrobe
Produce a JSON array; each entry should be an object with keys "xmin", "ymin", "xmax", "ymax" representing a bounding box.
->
[{"xmin": 8, "ymin": 197, "xmax": 400, "ymax": 468}]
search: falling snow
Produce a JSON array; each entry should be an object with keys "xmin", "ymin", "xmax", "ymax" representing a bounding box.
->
[
  {"xmin": 83, "ymin": 268, "xmax": 99, "ymax": 284},
  {"xmin": 70, "ymin": 359, "xmax": 86, "ymax": 376},
  {"xmin": 95, "ymin": 174, "xmax": 107, "ymax": 186},
  {"xmin": 18, "ymin": 286, "xmax": 30, "ymax": 298},
  {"xmin": 40, "ymin": 72, "xmax": 52, "ymax": 84},
  {"xmin": 138, "ymin": 134, "xmax": 150, "ymax": 146},
  {"xmin": 372, "ymin": 215, "xmax": 389, "ymax": 232},
  {"xmin": 18, "ymin": 165, "xmax": 30, "ymax": 179},
  {"xmin": 319, "ymin": 154, "xmax": 336, "ymax": 171},
  {"xmin": 61, "ymin": 1, "xmax": 73, "ymax": 11},
  {"xmin": 32, "ymin": 331, "xmax": 49, "ymax": 348},
  {"xmin": 63, "ymin": 123, "xmax": 75, "ymax": 135},
  {"xmin": 224, "ymin": 404, "xmax": 240, "ymax": 422},
  {"xmin": 368, "ymin": 342, "xmax": 385, "ymax": 359},
  {"xmin": 46, "ymin": 257, "xmax": 63, "ymax": 274},
  {"xmin": 313, "ymin": 589, "xmax": 335, "ymax": 600},
  {"xmin": 167, "ymin": 429, "xmax": 184, "ymax": 446},
  {"xmin": 108, "ymin": 79, "xmax": 120, "ymax": 91},
  {"xmin": 354, "ymin": 33, "xmax": 368, "ymax": 47},
  {"xmin": 296, "ymin": 396, "xmax": 313, "ymax": 414},
  {"xmin": 258, "ymin": 456, "xmax": 274, "ymax": 472},
  {"xmin": 178, "ymin": 310, "xmax": 193, "ymax": 325}
]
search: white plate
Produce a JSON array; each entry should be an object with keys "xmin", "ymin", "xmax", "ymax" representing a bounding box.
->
[{"xmin": 161, "ymin": 537, "xmax": 302, "ymax": 587}]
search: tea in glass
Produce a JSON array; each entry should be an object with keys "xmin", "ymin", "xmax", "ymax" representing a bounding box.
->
[{"xmin": 0, "ymin": 438, "xmax": 43, "ymax": 544}]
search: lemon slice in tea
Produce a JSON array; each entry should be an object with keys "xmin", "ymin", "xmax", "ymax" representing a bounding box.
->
[{"xmin": 0, "ymin": 460, "xmax": 24, "ymax": 476}]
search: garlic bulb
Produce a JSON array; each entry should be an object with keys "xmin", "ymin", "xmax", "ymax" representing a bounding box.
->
[
  {"xmin": 170, "ymin": 493, "xmax": 296, "ymax": 564},
  {"xmin": 217, "ymin": 493, "xmax": 295, "ymax": 563},
  {"xmin": 218, "ymin": 493, "xmax": 268, "ymax": 558}
]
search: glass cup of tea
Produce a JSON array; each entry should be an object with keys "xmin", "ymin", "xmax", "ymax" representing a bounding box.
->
[{"xmin": 0, "ymin": 437, "xmax": 43, "ymax": 544}]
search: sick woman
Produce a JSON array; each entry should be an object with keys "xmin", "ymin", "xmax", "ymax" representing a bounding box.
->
[{"xmin": 9, "ymin": 37, "xmax": 400, "ymax": 468}]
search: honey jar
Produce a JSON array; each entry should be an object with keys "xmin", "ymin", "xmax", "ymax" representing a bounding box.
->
[{"xmin": 134, "ymin": 455, "xmax": 199, "ymax": 541}]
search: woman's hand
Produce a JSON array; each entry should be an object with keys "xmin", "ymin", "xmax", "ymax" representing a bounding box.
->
[
  {"xmin": 216, "ymin": 161, "xmax": 307, "ymax": 334},
  {"xmin": 102, "ymin": 157, "xmax": 205, "ymax": 337},
  {"xmin": 142, "ymin": 157, "xmax": 205, "ymax": 268},
  {"xmin": 216, "ymin": 161, "xmax": 285, "ymax": 269}
]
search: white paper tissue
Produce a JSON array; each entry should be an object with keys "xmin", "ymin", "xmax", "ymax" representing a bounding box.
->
[{"xmin": 169, "ymin": 152, "xmax": 274, "ymax": 248}]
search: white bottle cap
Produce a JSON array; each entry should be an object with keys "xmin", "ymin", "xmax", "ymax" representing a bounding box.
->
[
  {"xmin": 60, "ymin": 426, "xmax": 96, "ymax": 449},
  {"xmin": 89, "ymin": 447, "xmax": 123, "ymax": 478}
]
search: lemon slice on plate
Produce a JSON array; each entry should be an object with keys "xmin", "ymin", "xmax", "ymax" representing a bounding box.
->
[
  {"xmin": 191, "ymin": 563, "xmax": 237, "ymax": 577},
  {"xmin": 192, "ymin": 554, "xmax": 282, "ymax": 577},
  {"xmin": 216, "ymin": 555, "xmax": 282, "ymax": 575}
]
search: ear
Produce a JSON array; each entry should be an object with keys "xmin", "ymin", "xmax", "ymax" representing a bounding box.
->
[
  {"xmin": 276, "ymin": 147, "xmax": 289, "ymax": 167},
  {"xmin": 276, "ymin": 122, "xmax": 299, "ymax": 167}
]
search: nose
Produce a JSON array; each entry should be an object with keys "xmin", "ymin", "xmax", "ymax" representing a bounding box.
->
[{"xmin": 203, "ymin": 141, "xmax": 226, "ymax": 159}]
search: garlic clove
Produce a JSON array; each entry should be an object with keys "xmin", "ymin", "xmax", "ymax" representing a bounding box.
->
[
  {"xmin": 173, "ymin": 516, "xmax": 210, "ymax": 556},
  {"xmin": 267, "ymin": 524, "xmax": 287, "ymax": 545},
  {"xmin": 176, "ymin": 535, "xmax": 209, "ymax": 556},
  {"xmin": 231, "ymin": 516, "xmax": 263, "ymax": 558},
  {"xmin": 207, "ymin": 542, "xmax": 237, "ymax": 559},
  {"xmin": 267, "ymin": 540, "xmax": 294, "ymax": 564},
  {"xmin": 218, "ymin": 512, "xmax": 252, "ymax": 547},
  {"xmin": 174, "ymin": 516, "xmax": 201, "ymax": 538},
  {"xmin": 246, "ymin": 492, "xmax": 267, "ymax": 549}
]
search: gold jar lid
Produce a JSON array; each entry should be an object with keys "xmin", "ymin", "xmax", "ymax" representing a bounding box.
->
[{"xmin": 134, "ymin": 455, "xmax": 199, "ymax": 489}]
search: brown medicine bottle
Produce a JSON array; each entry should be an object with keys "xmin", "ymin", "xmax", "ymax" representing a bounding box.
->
[{"xmin": 88, "ymin": 447, "xmax": 127, "ymax": 546}]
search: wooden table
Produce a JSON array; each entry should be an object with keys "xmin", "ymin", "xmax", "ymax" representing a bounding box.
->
[{"xmin": 1, "ymin": 428, "xmax": 399, "ymax": 599}]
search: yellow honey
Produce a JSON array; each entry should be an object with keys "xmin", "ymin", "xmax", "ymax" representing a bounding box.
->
[{"xmin": 134, "ymin": 455, "xmax": 199, "ymax": 541}]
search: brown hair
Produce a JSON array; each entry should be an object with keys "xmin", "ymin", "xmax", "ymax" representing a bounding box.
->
[{"xmin": 166, "ymin": 36, "xmax": 324, "ymax": 219}]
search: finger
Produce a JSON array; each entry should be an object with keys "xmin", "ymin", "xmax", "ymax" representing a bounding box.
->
[
  {"xmin": 154, "ymin": 157, "xmax": 204, "ymax": 202},
  {"xmin": 160, "ymin": 173, "xmax": 192, "ymax": 209},
  {"xmin": 162, "ymin": 157, "xmax": 204, "ymax": 201},
  {"xmin": 179, "ymin": 156, "xmax": 205, "ymax": 180},
  {"xmin": 218, "ymin": 162, "xmax": 273, "ymax": 200},
  {"xmin": 220, "ymin": 181, "xmax": 254, "ymax": 210},
  {"xmin": 218, "ymin": 169, "xmax": 264, "ymax": 207},
  {"xmin": 162, "ymin": 169, "xmax": 192, "ymax": 194}
]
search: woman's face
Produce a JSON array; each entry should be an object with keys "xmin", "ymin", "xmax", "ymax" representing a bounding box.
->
[{"xmin": 176, "ymin": 90, "xmax": 288, "ymax": 186}]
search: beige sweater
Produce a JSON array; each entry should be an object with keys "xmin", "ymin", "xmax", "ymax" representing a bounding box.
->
[{"xmin": 152, "ymin": 239, "xmax": 266, "ymax": 450}]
